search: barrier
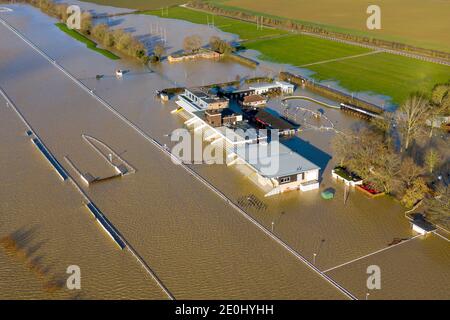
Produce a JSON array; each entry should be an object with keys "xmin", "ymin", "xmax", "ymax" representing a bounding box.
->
[{"xmin": 86, "ymin": 202, "xmax": 126, "ymax": 250}]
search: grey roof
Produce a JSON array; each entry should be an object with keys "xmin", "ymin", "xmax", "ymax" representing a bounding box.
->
[
  {"xmin": 232, "ymin": 142, "xmax": 319, "ymax": 178},
  {"xmin": 412, "ymin": 217, "xmax": 436, "ymax": 232}
]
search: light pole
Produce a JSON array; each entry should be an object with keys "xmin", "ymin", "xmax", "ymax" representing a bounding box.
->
[
  {"xmin": 313, "ymin": 253, "xmax": 317, "ymax": 265},
  {"xmin": 108, "ymin": 153, "xmax": 112, "ymax": 163},
  {"xmin": 366, "ymin": 292, "xmax": 370, "ymax": 300},
  {"xmin": 271, "ymin": 221, "xmax": 274, "ymax": 233}
]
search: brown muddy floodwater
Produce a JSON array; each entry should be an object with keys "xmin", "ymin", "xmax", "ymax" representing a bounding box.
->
[{"xmin": 0, "ymin": 3, "xmax": 448, "ymax": 300}]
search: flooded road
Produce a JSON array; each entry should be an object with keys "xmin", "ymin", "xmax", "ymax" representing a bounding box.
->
[{"xmin": 0, "ymin": 3, "xmax": 448, "ymax": 300}]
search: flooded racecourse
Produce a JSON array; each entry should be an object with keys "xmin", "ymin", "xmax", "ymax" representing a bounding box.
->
[{"xmin": 0, "ymin": 3, "xmax": 448, "ymax": 299}]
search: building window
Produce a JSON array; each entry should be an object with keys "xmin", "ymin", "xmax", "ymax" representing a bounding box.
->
[{"xmin": 280, "ymin": 176, "xmax": 291, "ymax": 184}]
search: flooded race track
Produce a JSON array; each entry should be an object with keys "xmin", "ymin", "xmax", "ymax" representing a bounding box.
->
[{"xmin": 0, "ymin": 3, "xmax": 448, "ymax": 300}]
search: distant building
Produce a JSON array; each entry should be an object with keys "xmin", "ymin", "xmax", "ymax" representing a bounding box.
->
[
  {"xmin": 205, "ymin": 109, "xmax": 243, "ymax": 128},
  {"xmin": 249, "ymin": 81, "xmax": 295, "ymax": 95},
  {"xmin": 181, "ymin": 88, "xmax": 229, "ymax": 112},
  {"xmin": 247, "ymin": 109, "xmax": 298, "ymax": 136},
  {"xmin": 241, "ymin": 94, "xmax": 267, "ymax": 108},
  {"xmin": 275, "ymin": 81, "xmax": 295, "ymax": 94}
]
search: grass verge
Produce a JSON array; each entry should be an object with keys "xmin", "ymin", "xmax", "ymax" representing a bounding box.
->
[{"xmin": 55, "ymin": 23, "xmax": 120, "ymax": 60}]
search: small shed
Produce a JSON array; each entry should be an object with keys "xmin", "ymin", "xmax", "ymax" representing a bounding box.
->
[{"xmin": 411, "ymin": 216, "xmax": 436, "ymax": 235}]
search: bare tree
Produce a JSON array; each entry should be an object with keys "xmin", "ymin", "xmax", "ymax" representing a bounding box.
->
[
  {"xmin": 396, "ymin": 93, "xmax": 431, "ymax": 151},
  {"xmin": 183, "ymin": 35, "xmax": 202, "ymax": 53},
  {"xmin": 401, "ymin": 177, "xmax": 429, "ymax": 208},
  {"xmin": 153, "ymin": 43, "xmax": 165, "ymax": 60},
  {"xmin": 425, "ymin": 149, "xmax": 441, "ymax": 174},
  {"xmin": 425, "ymin": 183, "xmax": 450, "ymax": 227},
  {"xmin": 80, "ymin": 12, "xmax": 93, "ymax": 34},
  {"xmin": 428, "ymin": 84, "xmax": 450, "ymax": 137}
]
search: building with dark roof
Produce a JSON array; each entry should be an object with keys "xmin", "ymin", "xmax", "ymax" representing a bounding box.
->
[{"xmin": 246, "ymin": 109, "xmax": 298, "ymax": 135}]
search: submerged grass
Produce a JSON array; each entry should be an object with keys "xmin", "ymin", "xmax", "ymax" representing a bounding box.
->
[
  {"xmin": 141, "ymin": 6, "xmax": 288, "ymax": 41},
  {"xmin": 55, "ymin": 23, "xmax": 120, "ymax": 60}
]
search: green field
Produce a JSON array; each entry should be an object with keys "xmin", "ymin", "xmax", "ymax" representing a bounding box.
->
[
  {"xmin": 209, "ymin": 0, "xmax": 450, "ymax": 53},
  {"xmin": 246, "ymin": 36, "xmax": 450, "ymax": 103},
  {"xmin": 55, "ymin": 23, "xmax": 120, "ymax": 60},
  {"xmin": 140, "ymin": 6, "xmax": 450, "ymax": 104},
  {"xmin": 142, "ymin": 6, "xmax": 288, "ymax": 41},
  {"xmin": 245, "ymin": 35, "xmax": 372, "ymax": 66},
  {"xmin": 307, "ymin": 53, "xmax": 450, "ymax": 104}
]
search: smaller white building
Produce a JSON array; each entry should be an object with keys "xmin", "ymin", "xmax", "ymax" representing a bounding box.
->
[
  {"xmin": 249, "ymin": 81, "xmax": 295, "ymax": 95},
  {"xmin": 275, "ymin": 81, "xmax": 295, "ymax": 94},
  {"xmin": 411, "ymin": 218, "xmax": 436, "ymax": 236}
]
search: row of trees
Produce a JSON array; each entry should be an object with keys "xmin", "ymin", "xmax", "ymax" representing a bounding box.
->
[
  {"xmin": 187, "ymin": 0, "xmax": 450, "ymax": 60},
  {"xmin": 22, "ymin": 0, "xmax": 149, "ymax": 63},
  {"xmin": 90, "ymin": 24, "xmax": 147, "ymax": 62},
  {"xmin": 333, "ymin": 84, "xmax": 449, "ymax": 226}
]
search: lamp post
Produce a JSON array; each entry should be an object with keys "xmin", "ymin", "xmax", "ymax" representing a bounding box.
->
[
  {"xmin": 271, "ymin": 221, "xmax": 274, "ymax": 233},
  {"xmin": 366, "ymin": 292, "xmax": 370, "ymax": 300},
  {"xmin": 313, "ymin": 253, "xmax": 317, "ymax": 265}
]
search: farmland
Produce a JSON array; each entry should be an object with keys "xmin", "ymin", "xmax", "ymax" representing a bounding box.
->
[
  {"xmin": 306, "ymin": 52, "xmax": 450, "ymax": 104},
  {"xmin": 210, "ymin": 0, "xmax": 450, "ymax": 53},
  {"xmin": 141, "ymin": 6, "xmax": 288, "ymax": 41},
  {"xmin": 245, "ymin": 35, "xmax": 450, "ymax": 104},
  {"xmin": 245, "ymin": 35, "xmax": 372, "ymax": 66},
  {"xmin": 78, "ymin": 2, "xmax": 450, "ymax": 104}
]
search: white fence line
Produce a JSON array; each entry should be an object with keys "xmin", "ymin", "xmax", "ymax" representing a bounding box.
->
[{"xmin": 323, "ymin": 235, "xmax": 422, "ymax": 274}]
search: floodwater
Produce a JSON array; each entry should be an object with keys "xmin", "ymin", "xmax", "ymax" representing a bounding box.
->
[
  {"xmin": 0, "ymin": 3, "xmax": 448, "ymax": 300},
  {"xmin": 0, "ymin": 4, "xmax": 343, "ymax": 300},
  {"xmin": 0, "ymin": 96, "xmax": 167, "ymax": 299}
]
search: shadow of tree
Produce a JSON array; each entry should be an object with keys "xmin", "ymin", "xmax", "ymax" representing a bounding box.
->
[{"xmin": 0, "ymin": 226, "xmax": 68, "ymax": 295}]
